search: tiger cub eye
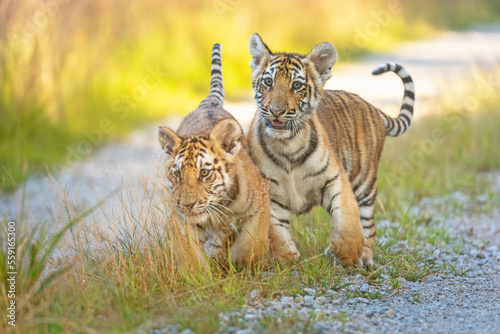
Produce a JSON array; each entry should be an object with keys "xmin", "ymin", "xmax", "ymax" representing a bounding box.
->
[
  {"xmin": 200, "ymin": 169, "xmax": 211, "ymax": 178},
  {"xmin": 292, "ymin": 81, "xmax": 303, "ymax": 90}
]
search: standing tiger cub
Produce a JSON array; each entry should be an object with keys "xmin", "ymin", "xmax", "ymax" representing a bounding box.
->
[
  {"xmin": 158, "ymin": 44, "xmax": 270, "ymax": 266},
  {"xmin": 247, "ymin": 33, "xmax": 415, "ymax": 267}
]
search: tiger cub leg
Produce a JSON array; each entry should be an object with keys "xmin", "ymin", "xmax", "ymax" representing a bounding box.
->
[
  {"xmin": 322, "ymin": 173, "xmax": 364, "ymax": 266},
  {"xmin": 358, "ymin": 187, "xmax": 378, "ymax": 267},
  {"xmin": 205, "ymin": 227, "xmax": 229, "ymax": 263},
  {"xmin": 168, "ymin": 217, "xmax": 207, "ymax": 269},
  {"xmin": 230, "ymin": 208, "xmax": 270, "ymax": 265},
  {"xmin": 268, "ymin": 201, "xmax": 300, "ymax": 262}
]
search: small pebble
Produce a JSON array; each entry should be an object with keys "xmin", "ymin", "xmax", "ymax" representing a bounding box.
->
[
  {"xmin": 304, "ymin": 295, "xmax": 315, "ymax": 302},
  {"xmin": 385, "ymin": 309, "xmax": 396, "ymax": 317},
  {"xmin": 303, "ymin": 288, "xmax": 316, "ymax": 296}
]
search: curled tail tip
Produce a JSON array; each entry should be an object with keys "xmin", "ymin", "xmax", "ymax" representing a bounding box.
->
[
  {"xmin": 371, "ymin": 62, "xmax": 412, "ymax": 80},
  {"xmin": 372, "ymin": 63, "xmax": 390, "ymax": 75},
  {"xmin": 372, "ymin": 62, "xmax": 415, "ymax": 137}
]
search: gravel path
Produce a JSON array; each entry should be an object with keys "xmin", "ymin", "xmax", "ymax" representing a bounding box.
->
[
  {"xmin": 150, "ymin": 174, "xmax": 500, "ymax": 334},
  {"xmin": 1, "ymin": 26, "xmax": 500, "ymax": 334},
  {"xmin": 212, "ymin": 180, "xmax": 500, "ymax": 334}
]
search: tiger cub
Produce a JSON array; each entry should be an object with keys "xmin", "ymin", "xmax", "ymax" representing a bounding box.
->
[
  {"xmin": 247, "ymin": 34, "xmax": 415, "ymax": 267},
  {"xmin": 157, "ymin": 43, "xmax": 270, "ymax": 266}
]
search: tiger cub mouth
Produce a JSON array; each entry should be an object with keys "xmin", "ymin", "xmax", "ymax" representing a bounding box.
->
[{"xmin": 267, "ymin": 119, "xmax": 287, "ymax": 130}]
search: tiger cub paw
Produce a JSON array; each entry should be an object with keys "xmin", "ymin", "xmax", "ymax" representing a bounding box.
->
[
  {"xmin": 358, "ymin": 246, "xmax": 375, "ymax": 269},
  {"xmin": 272, "ymin": 249, "xmax": 300, "ymax": 264},
  {"xmin": 324, "ymin": 242, "xmax": 362, "ymax": 267}
]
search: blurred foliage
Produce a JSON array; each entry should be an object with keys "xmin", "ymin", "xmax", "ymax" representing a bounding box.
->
[
  {"xmin": 1, "ymin": 0, "xmax": 500, "ymax": 190},
  {"xmin": 378, "ymin": 65, "xmax": 500, "ymax": 213}
]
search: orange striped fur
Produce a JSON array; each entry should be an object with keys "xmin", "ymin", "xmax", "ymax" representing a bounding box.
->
[
  {"xmin": 247, "ymin": 34, "xmax": 415, "ymax": 267},
  {"xmin": 158, "ymin": 44, "xmax": 270, "ymax": 267}
]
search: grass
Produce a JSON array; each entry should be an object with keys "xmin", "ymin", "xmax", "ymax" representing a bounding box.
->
[
  {"xmin": 1, "ymin": 68, "xmax": 500, "ymax": 334},
  {"xmin": 2, "ymin": 0, "xmax": 500, "ymax": 190}
]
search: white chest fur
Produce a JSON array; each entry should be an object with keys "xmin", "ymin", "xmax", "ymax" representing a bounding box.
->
[{"xmin": 263, "ymin": 141, "xmax": 334, "ymax": 215}]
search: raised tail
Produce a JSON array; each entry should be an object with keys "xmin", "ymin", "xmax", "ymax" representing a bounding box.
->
[
  {"xmin": 199, "ymin": 43, "xmax": 224, "ymax": 108},
  {"xmin": 372, "ymin": 62, "xmax": 415, "ymax": 137}
]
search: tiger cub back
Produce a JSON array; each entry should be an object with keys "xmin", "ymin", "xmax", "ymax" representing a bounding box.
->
[
  {"xmin": 247, "ymin": 34, "xmax": 415, "ymax": 267},
  {"xmin": 157, "ymin": 44, "xmax": 270, "ymax": 266}
]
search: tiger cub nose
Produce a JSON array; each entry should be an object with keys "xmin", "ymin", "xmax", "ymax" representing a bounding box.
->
[
  {"xmin": 183, "ymin": 202, "xmax": 196, "ymax": 209},
  {"xmin": 270, "ymin": 108, "xmax": 285, "ymax": 117}
]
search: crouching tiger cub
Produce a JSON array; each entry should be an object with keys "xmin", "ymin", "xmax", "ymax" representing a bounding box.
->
[
  {"xmin": 157, "ymin": 44, "xmax": 270, "ymax": 266},
  {"xmin": 247, "ymin": 34, "xmax": 415, "ymax": 267}
]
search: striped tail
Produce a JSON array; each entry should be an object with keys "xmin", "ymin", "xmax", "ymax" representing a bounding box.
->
[
  {"xmin": 372, "ymin": 62, "xmax": 415, "ymax": 137},
  {"xmin": 199, "ymin": 43, "xmax": 224, "ymax": 108}
]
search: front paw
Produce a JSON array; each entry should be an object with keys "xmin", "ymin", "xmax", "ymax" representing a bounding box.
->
[
  {"xmin": 324, "ymin": 240, "xmax": 362, "ymax": 267},
  {"xmin": 271, "ymin": 248, "xmax": 300, "ymax": 264}
]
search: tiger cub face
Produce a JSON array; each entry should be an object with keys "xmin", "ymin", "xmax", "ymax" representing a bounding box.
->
[
  {"xmin": 158, "ymin": 119, "xmax": 242, "ymax": 227},
  {"xmin": 249, "ymin": 34, "xmax": 337, "ymax": 139}
]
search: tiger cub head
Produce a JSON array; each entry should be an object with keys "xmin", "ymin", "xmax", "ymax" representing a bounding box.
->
[
  {"xmin": 157, "ymin": 119, "xmax": 243, "ymax": 226},
  {"xmin": 249, "ymin": 33, "xmax": 337, "ymax": 137}
]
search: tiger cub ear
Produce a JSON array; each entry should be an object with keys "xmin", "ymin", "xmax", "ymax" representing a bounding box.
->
[
  {"xmin": 157, "ymin": 126, "xmax": 181, "ymax": 156},
  {"xmin": 249, "ymin": 33, "xmax": 272, "ymax": 71},
  {"xmin": 307, "ymin": 42, "xmax": 337, "ymax": 84},
  {"xmin": 210, "ymin": 119, "xmax": 242, "ymax": 157}
]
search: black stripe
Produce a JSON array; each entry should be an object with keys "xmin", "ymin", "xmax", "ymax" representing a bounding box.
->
[
  {"xmin": 399, "ymin": 113, "xmax": 411, "ymax": 125},
  {"xmin": 402, "ymin": 75, "xmax": 413, "ymax": 83},
  {"xmin": 326, "ymin": 192, "xmax": 341, "ymax": 214},
  {"xmin": 328, "ymin": 206, "xmax": 339, "ymax": 214},
  {"xmin": 290, "ymin": 120, "xmax": 318, "ymax": 166},
  {"xmin": 320, "ymin": 173, "xmax": 340, "ymax": 203},
  {"xmin": 363, "ymin": 223, "xmax": 375, "ymax": 229},
  {"xmin": 360, "ymin": 215, "xmax": 374, "ymax": 221},
  {"xmin": 271, "ymin": 215, "xmax": 289, "ymax": 224},
  {"xmin": 260, "ymin": 171, "xmax": 279, "ymax": 185},
  {"xmin": 359, "ymin": 196, "xmax": 376, "ymax": 207},
  {"xmin": 352, "ymin": 178, "xmax": 364, "ymax": 194},
  {"xmin": 210, "ymin": 89, "xmax": 224, "ymax": 97},
  {"xmin": 211, "ymin": 68, "xmax": 222, "ymax": 75},
  {"xmin": 270, "ymin": 58, "xmax": 284, "ymax": 67},
  {"xmin": 306, "ymin": 157, "xmax": 330, "ymax": 177},
  {"xmin": 395, "ymin": 64, "xmax": 402, "ymax": 73},
  {"xmin": 355, "ymin": 177, "xmax": 377, "ymax": 202},
  {"xmin": 393, "ymin": 118, "xmax": 401, "ymax": 135},
  {"xmin": 271, "ymin": 199, "xmax": 290, "ymax": 212},
  {"xmin": 385, "ymin": 114, "xmax": 394, "ymax": 133},
  {"xmin": 367, "ymin": 232, "xmax": 376, "ymax": 238},
  {"xmin": 401, "ymin": 103, "xmax": 414, "ymax": 113},
  {"xmin": 258, "ymin": 123, "xmax": 289, "ymax": 171},
  {"xmin": 404, "ymin": 90, "xmax": 415, "ymax": 99}
]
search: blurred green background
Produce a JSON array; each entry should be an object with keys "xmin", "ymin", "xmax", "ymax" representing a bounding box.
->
[{"xmin": 1, "ymin": 0, "xmax": 500, "ymax": 191}]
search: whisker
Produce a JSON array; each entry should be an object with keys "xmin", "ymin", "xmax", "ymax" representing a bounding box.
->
[
  {"xmin": 210, "ymin": 201, "xmax": 234, "ymax": 213},
  {"xmin": 209, "ymin": 204, "xmax": 228, "ymax": 219}
]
